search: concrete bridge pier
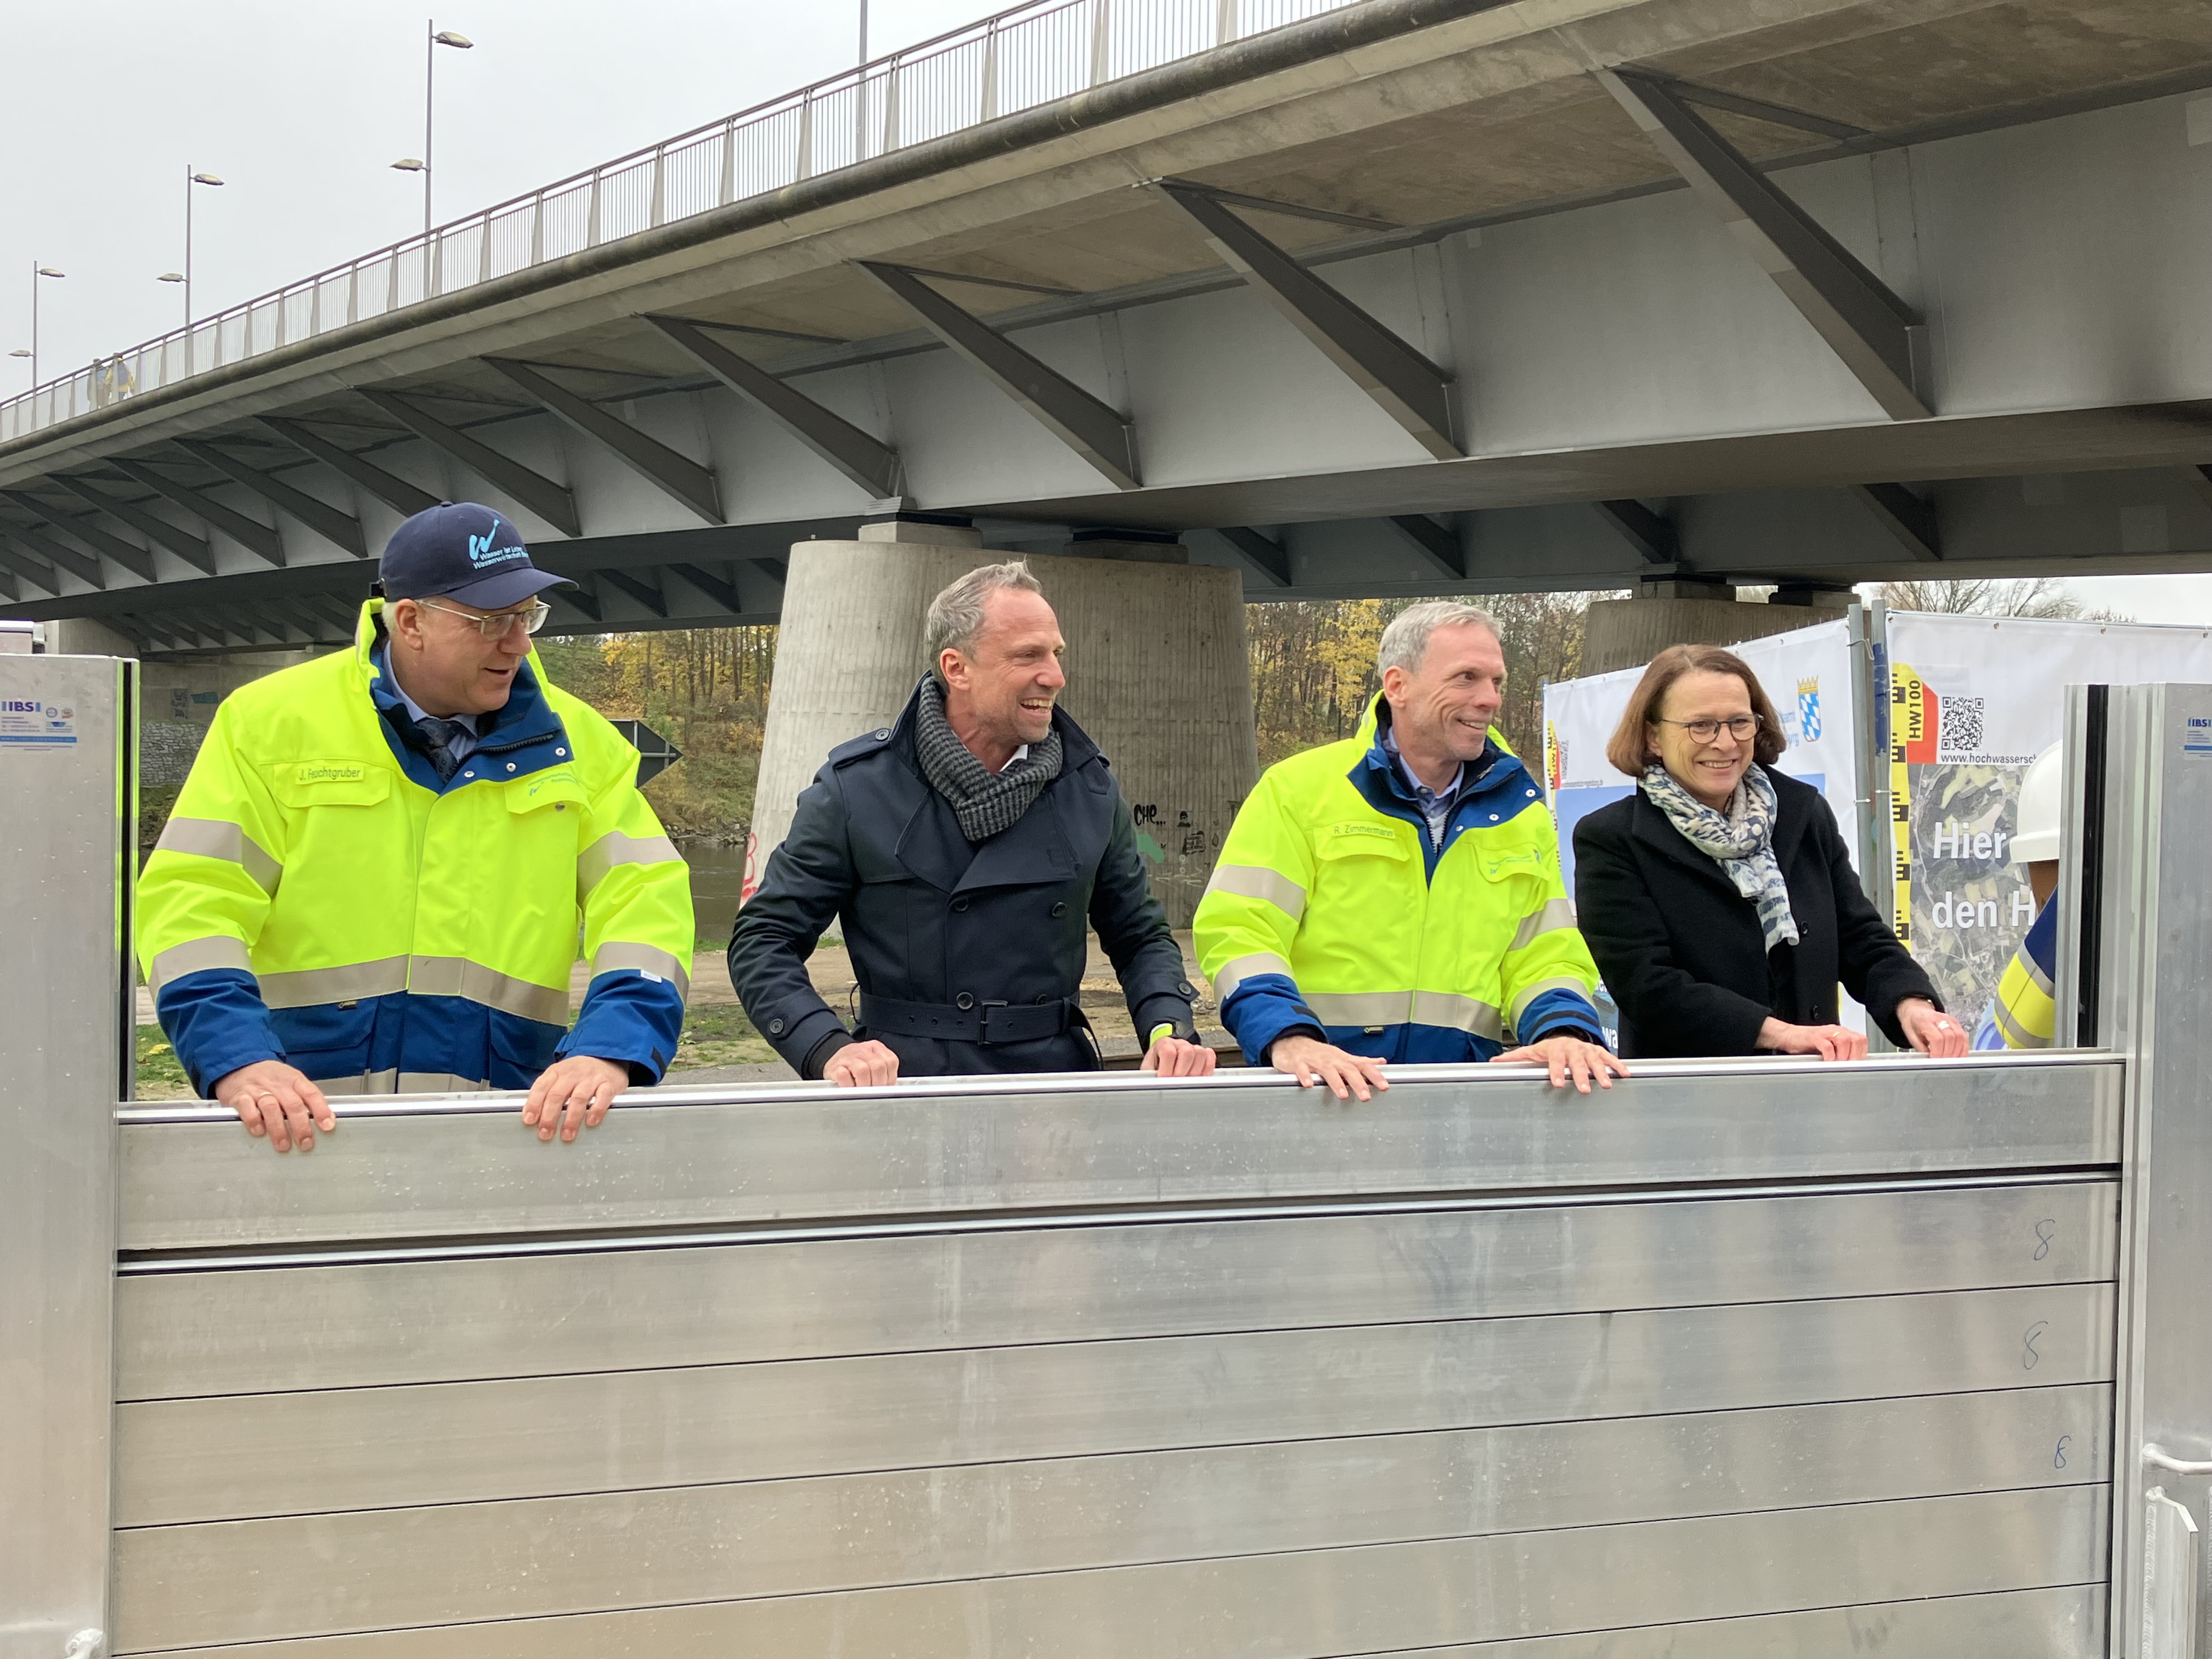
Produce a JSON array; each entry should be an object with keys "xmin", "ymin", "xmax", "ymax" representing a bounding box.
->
[
  {"xmin": 746, "ymin": 517, "xmax": 1257, "ymax": 927},
  {"xmin": 1582, "ymin": 579, "xmax": 1854, "ymax": 676}
]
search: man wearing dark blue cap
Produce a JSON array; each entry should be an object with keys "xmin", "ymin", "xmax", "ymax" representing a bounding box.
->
[{"xmin": 139, "ymin": 503, "xmax": 696, "ymax": 1153}]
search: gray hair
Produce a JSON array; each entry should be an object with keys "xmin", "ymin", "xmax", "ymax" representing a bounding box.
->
[
  {"xmin": 1376, "ymin": 599, "xmax": 1499, "ymax": 678},
  {"xmin": 924, "ymin": 560, "xmax": 1045, "ymax": 682}
]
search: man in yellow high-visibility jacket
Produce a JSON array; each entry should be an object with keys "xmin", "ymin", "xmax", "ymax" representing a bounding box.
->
[
  {"xmin": 138, "ymin": 502, "xmax": 693, "ymax": 1153},
  {"xmin": 1196, "ymin": 600, "xmax": 1624, "ymax": 1100}
]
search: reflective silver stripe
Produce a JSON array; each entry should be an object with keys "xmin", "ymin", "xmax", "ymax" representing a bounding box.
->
[
  {"xmin": 1409, "ymin": 989, "xmax": 1504, "ymax": 1041},
  {"xmin": 1509, "ymin": 974, "xmax": 1597, "ymax": 1032},
  {"xmin": 149, "ymin": 935, "xmax": 253, "ymax": 996},
  {"xmin": 578, "ymin": 831, "xmax": 684, "ymax": 899},
  {"xmin": 258, "ymin": 956, "xmax": 409, "ymax": 1011},
  {"xmin": 1304, "ymin": 990, "xmax": 1415, "ymax": 1028},
  {"xmin": 1203, "ymin": 863, "xmax": 1307, "ymax": 922},
  {"xmin": 1992, "ymin": 997, "xmax": 2051, "ymax": 1051},
  {"xmin": 408, "ymin": 955, "xmax": 570, "ymax": 1026},
  {"xmin": 1508, "ymin": 896, "xmax": 1578, "ymax": 953},
  {"xmin": 2023, "ymin": 953, "xmax": 2056, "ymax": 1000},
  {"xmin": 591, "ymin": 942, "xmax": 693, "ymax": 999},
  {"xmin": 398, "ymin": 1072, "xmax": 495, "ymax": 1094},
  {"xmin": 1209, "ymin": 951, "xmax": 1294, "ymax": 1001},
  {"xmin": 155, "ymin": 816, "xmax": 283, "ymax": 894},
  {"xmin": 315, "ymin": 1069, "xmax": 399, "ymax": 1096}
]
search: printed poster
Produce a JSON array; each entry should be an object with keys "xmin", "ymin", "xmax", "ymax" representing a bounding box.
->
[{"xmin": 1883, "ymin": 612, "xmax": 2212, "ymax": 1026}]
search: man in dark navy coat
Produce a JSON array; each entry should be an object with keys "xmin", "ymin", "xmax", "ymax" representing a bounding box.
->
[{"xmin": 729, "ymin": 561, "xmax": 1214, "ymax": 1085}]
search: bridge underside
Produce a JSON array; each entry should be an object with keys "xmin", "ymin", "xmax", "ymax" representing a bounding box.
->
[{"xmin": 4, "ymin": 0, "xmax": 2210, "ymax": 654}]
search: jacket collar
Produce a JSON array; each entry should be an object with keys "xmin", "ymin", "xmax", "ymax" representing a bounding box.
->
[
  {"xmin": 1354, "ymin": 693, "xmax": 1530, "ymax": 812},
  {"xmin": 357, "ymin": 599, "xmax": 570, "ymax": 793},
  {"xmin": 1630, "ymin": 763, "xmax": 1810, "ymax": 877},
  {"xmin": 885, "ymin": 675, "xmax": 1093, "ymax": 894}
]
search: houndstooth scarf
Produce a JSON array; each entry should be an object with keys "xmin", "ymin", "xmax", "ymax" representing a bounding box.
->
[
  {"xmin": 912, "ymin": 674, "xmax": 1063, "ymax": 843},
  {"xmin": 1641, "ymin": 762, "xmax": 1801, "ymax": 951}
]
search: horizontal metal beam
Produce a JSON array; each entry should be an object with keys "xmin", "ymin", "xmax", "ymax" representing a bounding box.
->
[
  {"xmin": 1390, "ymin": 514, "xmax": 1465, "ymax": 579},
  {"xmin": 257, "ymin": 417, "xmax": 441, "ymax": 520},
  {"xmin": 356, "ymin": 388, "xmax": 582, "ymax": 539},
  {"xmin": 1853, "ymin": 481, "xmax": 1942, "ymax": 560},
  {"xmin": 484, "ymin": 358, "xmax": 723, "ymax": 526},
  {"xmin": 174, "ymin": 438, "xmax": 366, "ymax": 558},
  {"xmin": 1599, "ymin": 69, "xmax": 1931, "ymax": 422},
  {"xmin": 645, "ymin": 315, "xmax": 901, "ymax": 499},
  {"xmin": 857, "ymin": 261, "xmax": 1140, "ymax": 491},
  {"xmin": 0, "ymin": 489, "xmax": 156, "ymax": 582},
  {"xmin": 1218, "ymin": 526, "xmax": 1290, "ymax": 587},
  {"xmin": 111, "ymin": 457, "xmax": 285, "ymax": 565},
  {"xmin": 1155, "ymin": 179, "xmax": 1459, "ymax": 461},
  {"xmin": 50, "ymin": 476, "xmax": 216, "ymax": 574},
  {"xmin": 1594, "ymin": 498, "xmax": 1680, "ymax": 566}
]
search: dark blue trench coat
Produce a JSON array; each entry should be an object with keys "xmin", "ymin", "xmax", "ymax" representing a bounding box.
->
[{"xmin": 728, "ymin": 680, "xmax": 1197, "ymax": 1077}]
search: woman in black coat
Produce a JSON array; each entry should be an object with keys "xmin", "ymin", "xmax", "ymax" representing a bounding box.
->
[{"xmin": 1571, "ymin": 644, "xmax": 1967, "ymax": 1061}]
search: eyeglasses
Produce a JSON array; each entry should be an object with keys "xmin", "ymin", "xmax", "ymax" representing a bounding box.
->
[
  {"xmin": 415, "ymin": 599, "xmax": 552, "ymax": 639},
  {"xmin": 1655, "ymin": 714, "xmax": 1762, "ymax": 742}
]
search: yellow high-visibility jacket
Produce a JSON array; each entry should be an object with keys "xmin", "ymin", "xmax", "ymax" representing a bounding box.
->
[
  {"xmin": 137, "ymin": 601, "xmax": 693, "ymax": 1094},
  {"xmin": 1195, "ymin": 698, "xmax": 1603, "ymax": 1064}
]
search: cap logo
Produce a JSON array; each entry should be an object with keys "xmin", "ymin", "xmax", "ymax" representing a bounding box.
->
[{"xmin": 466, "ymin": 517, "xmax": 527, "ymax": 570}]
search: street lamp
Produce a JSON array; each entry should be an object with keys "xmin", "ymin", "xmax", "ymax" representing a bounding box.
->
[
  {"xmin": 26, "ymin": 264, "xmax": 64, "ymax": 386},
  {"xmin": 157, "ymin": 169, "xmax": 224, "ymax": 369},
  {"xmin": 391, "ymin": 21, "xmax": 473, "ymax": 236}
]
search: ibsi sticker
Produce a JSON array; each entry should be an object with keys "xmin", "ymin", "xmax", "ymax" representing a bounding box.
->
[
  {"xmin": 2182, "ymin": 715, "xmax": 2212, "ymax": 757},
  {"xmin": 0, "ymin": 697, "xmax": 77, "ymax": 747}
]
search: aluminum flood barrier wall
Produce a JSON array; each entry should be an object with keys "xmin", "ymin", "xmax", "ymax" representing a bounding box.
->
[{"xmin": 108, "ymin": 1055, "xmax": 2123, "ymax": 1657}]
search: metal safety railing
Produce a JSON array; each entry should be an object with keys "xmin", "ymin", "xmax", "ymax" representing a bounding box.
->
[{"xmin": 0, "ymin": 0, "xmax": 1368, "ymax": 448}]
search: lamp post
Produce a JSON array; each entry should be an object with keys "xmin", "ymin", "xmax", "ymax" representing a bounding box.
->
[
  {"xmin": 26, "ymin": 264, "xmax": 65, "ymax": 386},
  {"xmin": 157, "ymin": 168, "xmax": 224, "ymax": 372},
  {"xmin": 392, "ymin": 21, "xmax": 473, "ymax": 236}
]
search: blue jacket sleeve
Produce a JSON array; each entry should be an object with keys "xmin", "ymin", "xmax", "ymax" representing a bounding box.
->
[
  {"xmin": 155, "ymin": 968, "xmax": 285, "ymax": 1097},
  {"xmin": 558, "ymin": 972, "xmax": 687, "ymax": 1082},
  {"xmin": 1218, "ymin": 972, "xmax": 1325, "ymax": 1067}
]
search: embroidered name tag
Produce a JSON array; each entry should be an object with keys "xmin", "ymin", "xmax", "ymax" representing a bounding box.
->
[
  {"xmin": 1329, "ymin": 822, "xmax": 1398, "ymax": 840},
  {"xmin": 295, "ymin": 763, "xmax": 367, "ymax": 784}
]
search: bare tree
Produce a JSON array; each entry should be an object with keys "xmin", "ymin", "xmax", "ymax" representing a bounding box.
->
[{"xmin": 1880, "ymin": 577, "xmax": 2131, "ymax": 622}]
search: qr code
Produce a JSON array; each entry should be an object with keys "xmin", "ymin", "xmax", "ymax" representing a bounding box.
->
[{"xmin": 1940, "ymin": 695, "xmax": 1985, "ymax": 754}]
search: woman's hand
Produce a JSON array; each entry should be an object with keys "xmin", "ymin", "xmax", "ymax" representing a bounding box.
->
[
  {"xmin": 1756, "ymin": 1017, "xmax": 1867, "ymax": 1061},
  {"xmin": 1896, "ymin": 997, "xmax": 1970, "ymax": 1058}
]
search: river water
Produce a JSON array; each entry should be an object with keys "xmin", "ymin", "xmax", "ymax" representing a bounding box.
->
[{"xmin": 679, "ymin": 838, "xmax": 749, "ymax": 945}]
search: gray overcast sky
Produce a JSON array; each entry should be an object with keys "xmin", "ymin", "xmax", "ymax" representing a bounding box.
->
[{"xmin": 5, "ymin": 0, "xmax": 2205, "ymax": 624}]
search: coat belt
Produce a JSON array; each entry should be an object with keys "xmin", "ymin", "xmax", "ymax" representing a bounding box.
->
[{"xmin": 860, "ymin": 992, "xmax": 1077, "ymax": 1046}]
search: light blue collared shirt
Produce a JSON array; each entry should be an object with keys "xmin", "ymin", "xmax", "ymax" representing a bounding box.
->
[
  {"xmin": 1381, "ymin": 726, "xmax": 1465, "ymax": 851},
  {"xmin": 377, "ymin": 646, "xmax": 480, "ymax": 769}
]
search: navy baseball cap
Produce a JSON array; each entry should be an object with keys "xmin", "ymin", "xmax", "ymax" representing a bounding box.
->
[{"xmin": 379, "ymin": 502, "xmax": 573, "ymax": 610}]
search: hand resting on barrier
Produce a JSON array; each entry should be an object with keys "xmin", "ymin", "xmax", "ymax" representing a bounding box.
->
[
  {"xmin": 824, "ymin": 1039, "xmax": 902, "ymax": 1087},
  {"xmin": 521, "ymin": 1055, "xmax": 633, "ymax": 1143},
  {"xmin": 1267, "ymin": 1035, "xmax": 1391, "ymax": 1102},
  {"xmin": 1895, "ymin": 997, "xmax": 1971, "ymax": 1059},
  {"xmin": 1490, "ymin": 1035, "xmax": 1631, "ymax": 1094},
  {"xmin": 211, "ymin": 1060, "xmax": 335, "ymax": 1154}
]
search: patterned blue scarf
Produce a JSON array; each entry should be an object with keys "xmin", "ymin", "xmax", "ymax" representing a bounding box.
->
[{"xmin": 1640, "ymin": 763, "xmax": 1800, "ymax": 950}]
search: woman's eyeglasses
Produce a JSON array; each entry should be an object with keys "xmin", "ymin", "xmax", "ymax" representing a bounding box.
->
[{"xmin": 1655, "ymin": 714, "xmax": 1762, "ymax": 742}]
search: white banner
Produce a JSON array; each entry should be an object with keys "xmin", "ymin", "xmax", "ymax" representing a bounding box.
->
[
  {"xmin": 1883, "ymin": 611, "xmax": 2212, "ymax": 1024},
  {"xmin": 1541, "ymin": 618, "xmax": 1865, "ymax": 1035}
]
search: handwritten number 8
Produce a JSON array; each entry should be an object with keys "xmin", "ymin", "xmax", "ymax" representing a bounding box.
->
[
  {"xmin": 2023, "ymin": 1321, "xmax": 2047, "ymax": 1370},
  {"xmin": 2033, "ymin": 1220, "xmax": 2056, "ymax": 1262},
  {"xmin": 2054, "ymin": 1435, "xmax": 2072, "ymax": 1470}
]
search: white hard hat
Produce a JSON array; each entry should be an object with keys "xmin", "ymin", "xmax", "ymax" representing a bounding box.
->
[{"xmin": 2013, "ymin": 743, "xmax": 2063, "ymax": 864}]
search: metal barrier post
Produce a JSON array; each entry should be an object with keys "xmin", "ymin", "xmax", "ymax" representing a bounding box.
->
[
  {"xmin": 2074, "ymin": 683, "xmax": 2212, "ymax": 1656},
  {"xmin": 0, "ymin": 654, "xmax": 134, "ymax": 1659}
]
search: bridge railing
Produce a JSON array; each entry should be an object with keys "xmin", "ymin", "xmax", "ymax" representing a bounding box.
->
[{"xmin": 0, "ymin": 0, "xmax": 1364, "ymax": 450}]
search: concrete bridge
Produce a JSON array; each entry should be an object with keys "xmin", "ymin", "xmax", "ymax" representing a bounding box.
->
[{"xmin": 2, "ymin": 0, "xmax": 2208, "ymax": 654}]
